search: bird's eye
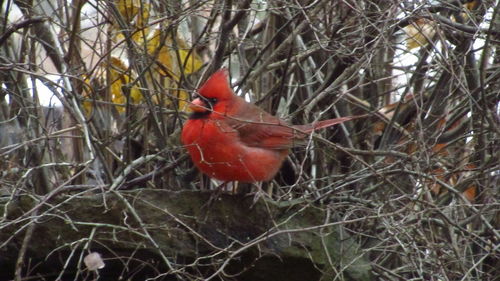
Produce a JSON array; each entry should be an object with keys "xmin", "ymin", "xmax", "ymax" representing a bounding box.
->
[{"xmin": 207, "ymin": 98, "xmax": 218, "ymax": 105}]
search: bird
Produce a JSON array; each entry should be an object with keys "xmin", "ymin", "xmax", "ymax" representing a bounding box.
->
[{"xmin": 181, "ymin": 68, "xmax": 357, "ymax": 183}]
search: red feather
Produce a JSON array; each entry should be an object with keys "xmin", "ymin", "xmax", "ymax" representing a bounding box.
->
[{"xmin": 181, "ymin": 69, "xmax": 359, "ymax": 182}]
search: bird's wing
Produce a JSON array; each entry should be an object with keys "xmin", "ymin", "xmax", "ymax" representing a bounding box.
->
[
  {"xmin": 223, "ymin": 97, "xmax": 361, "ymax": 150},
  {"xmin": 236, "ymin": 121, "xmax": 306, "ymax": 150},
  {"xmin": 223, "ymin": 101, "xmax": 305, "ymax": 150},
  {"xmin": 228, "ymin": 111, "xmax": 360, "ymax": 150}
]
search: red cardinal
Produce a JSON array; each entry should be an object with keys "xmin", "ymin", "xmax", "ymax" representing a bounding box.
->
[{"xmin": 181, "ymin": 69, "xmax": 355, "ymax": 182}]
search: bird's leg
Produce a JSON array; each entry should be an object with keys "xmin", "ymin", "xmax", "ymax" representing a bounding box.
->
[
  {"xmin": 251, "ymin": 182, "xmax": 273, "ymax": 206},
  {"xmin": 235, "ymin": 182, "xmax": 252, "ymax": 195},
  {"xmin": 230, "ymin": 181, "xmax": 238, "ymax": 195},
  {"xmin": 265, "ymin": 182, "xmax": 273, "ymax": 197}
]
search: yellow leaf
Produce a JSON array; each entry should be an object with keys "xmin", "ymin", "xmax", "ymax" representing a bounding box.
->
[
  {"xmin": 176, "ymin": 89, "xmax": 190, "ymax": 112},
  {"xmin": 109, "ymin": 56, "xmax": 128, "ymax": 70},
  {"xmin": 403, "ymin": 19, "xmax": 436, "ymax": 50},
  {"xmin": 460, "ymin": 0, "xmax": 479, "ymax": 21},
  {"xmin": 129, "ymin": 86, "xmax": 142, "ymax": 103},
  {"xmin": 116, "ymin": 0, "xmax": 139, "ymax": 23},
  {"xmin": 146, "ymin": 28, "xmax": 202, "ymax": 77},
  {"xmin": 136, "ymin": 3, "xmax": 150, "ymax": 28},
  {"xmin": 83, "ymin": 57, "xmax": 143, "ymax": 114},
  {"xmin": 175, "ymin": 34, "xmax": 203, "ymax": 74},
  {"xmin": 156, "ymin": 36, "xmax": 179, "ymax": 77},
  {"xmin": 81, "ymin": 77, "xmax": 95, "ymax": 115},
  {"xmin": 109, "ymin": 59, "xmax": 143, "ymax": 113},
  {"xmin": 113, "ymin": 0, "xmax": 150, "ymax": 43},
  {"xmin": 178, "ymin": 48, "xmax": 203, "ymax": 74},
  {"xmin": 464, "ymin": 0, "xmax": 478, "ymax": 11},
  {"xmin": 150, "ymin": 76, "xmax": 190, "ymax": 112},
  {"xmin": 111, "ymin": 26, "xmax": 202, "ymax": 112}
]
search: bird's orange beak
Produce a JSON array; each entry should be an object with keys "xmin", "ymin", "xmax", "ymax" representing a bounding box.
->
[{"xmin": 189, "ymin": 97, "xmax": 209, "ymax": 113}]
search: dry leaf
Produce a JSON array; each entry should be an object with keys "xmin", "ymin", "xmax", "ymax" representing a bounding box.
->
[{"xmin": 403, "ymin": 18, "xmax": 436, "ymax": 49}]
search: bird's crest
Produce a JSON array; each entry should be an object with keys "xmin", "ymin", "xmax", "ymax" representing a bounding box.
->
[{"xmin": 198, "ymin": 68, "xmax": 234, "ymax": 100}]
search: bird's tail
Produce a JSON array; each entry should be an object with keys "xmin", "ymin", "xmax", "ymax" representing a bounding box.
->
[{"xmin": 296, "ymin": 115, "xmax": 365, "ymax": 133}]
